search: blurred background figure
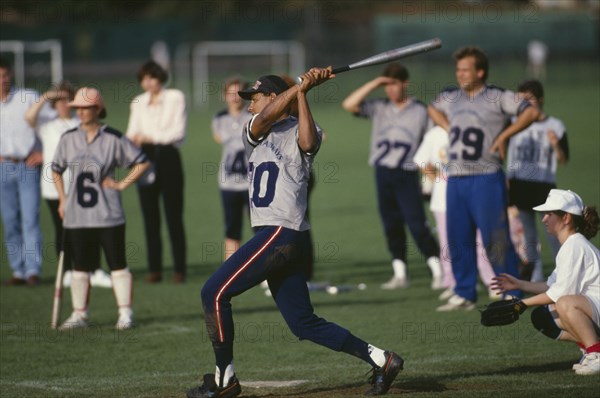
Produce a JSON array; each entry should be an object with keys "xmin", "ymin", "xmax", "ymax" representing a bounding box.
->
[
  {"xmin": 527, "ymin": 40, "xmax": 548, "ymax": 80},
  {"xmin": 507, "ymin": 79, "xmax": 568, "ymax": 282},
  {"xmin": 0, "ymin": 57, "xmax": 49, "ymax": 286},
  {"xmin": 24, "ymin": 81, "xmax": 113, "ymax": 289},
  {"xmin": 342, "ymin": 63, "xmax": 442, "ymax": 290},
  {"xmin": 211, "ymin": 76, "xmax": 252, "ymax": 260},
  {"xmin": 127, "ymin": 61, "xmax": 188, "ymax": 284}
]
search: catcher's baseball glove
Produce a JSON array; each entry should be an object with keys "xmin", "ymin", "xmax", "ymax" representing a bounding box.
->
[{"xmin": 480, "ymin": 298, "xmax": 528, "ymax": 327}]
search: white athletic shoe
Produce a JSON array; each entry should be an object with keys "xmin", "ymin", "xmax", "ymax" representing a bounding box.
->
[
  {"xmin": 59, "ymin": 312, "xmax": 88, "ymax": 330},
  {"xmin": 381, "ymin": 276, "xmax": 408, "ymax": 289},
  {"xmin": 426, "ymin": 257, "xmax": 444, "ymax": 290},
  {"xmin": 115, "ymin": 312, "xmax": 134, "ymax": 330},
  {"xmin": 575, "ymin": 352, "xmax": 600, "ymax": 375},
  {"xmin": 62, "ymin": 270, "xmax": 72, "ymax": 287},
  {"xmin": 90, "ymin": 269, "xmax": 113, "ymax": 288},
  {"xmin": 438, "ymin": 287, "xmax": 455, "ymax": 301},
  {"xmin": 436, "ymin": 294, "xmax": 476, "ymax": 312}
]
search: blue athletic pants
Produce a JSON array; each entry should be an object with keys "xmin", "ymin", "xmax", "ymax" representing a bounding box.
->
[{"xmin": 446, "ymin": 171, "xmax": 521, "ymax": 302}]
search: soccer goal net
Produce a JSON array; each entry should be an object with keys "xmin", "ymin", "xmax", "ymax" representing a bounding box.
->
[
  {"xmin": 0, "ymin": 40, "xmax": 63, "ymax": 90},
  {"xmin": 174, "ymin": 40, "xmax": 305, "ymax": 108}
]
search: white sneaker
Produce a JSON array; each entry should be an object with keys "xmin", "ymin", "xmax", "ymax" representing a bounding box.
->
[
  {"xmin": 436, "ymin": 294, "xmax": 476, "ymax": 312},
  {"xmin": 62, "ymin": 270, "xmax": 72, "ymax": 287},
  {"xmin": 381, "ymin": 276, "xmax": 408, "ymax": 289},
  {"xmin": 575, "ymin": 352, "xmax": 600, "ymax": 375},
  {"xmin": 90, "ymin": 269, "xmax": 113, "ymax": 288},
  {"xmin": 115, "ymin": 312, "xmax": 134, "ymax": 330},
  {"xmin": 59, "ymin": 312, "xmax": 88, "ymax": 330},
  {"xmin": 438, "ymin": 287, "xmax": 455, "ymax": 301},
  {"xmin": 426, "ymin": 257, "xmax": 444, "ymax": 290}
]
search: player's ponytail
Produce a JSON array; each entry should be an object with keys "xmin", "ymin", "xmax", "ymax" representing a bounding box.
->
[{"xmin": 574, "ymin": 206, "xmax": 599, "ymax": 240}]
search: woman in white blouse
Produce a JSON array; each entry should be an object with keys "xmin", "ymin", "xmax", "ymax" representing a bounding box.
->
[
  {"xmin": 493, "ymin": 189, "xmax": 600, "ymax": 376},
  {"xmin": 126, "ymin": 61, "xmax": 187, "ymax": 283}
]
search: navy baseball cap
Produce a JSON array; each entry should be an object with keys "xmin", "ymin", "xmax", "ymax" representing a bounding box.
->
[{"xmin": 238, "ymin": 75, "xmax": 289, "ymax": 100}]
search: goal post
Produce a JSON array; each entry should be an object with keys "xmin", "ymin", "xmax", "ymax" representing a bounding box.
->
[
  {"xmin": 0, "ymin": 40, "xmax": 63, "ymax": 88},
  {"xmin": 187, "ymin": 40, "xmax": 305, "ymax": 108}
]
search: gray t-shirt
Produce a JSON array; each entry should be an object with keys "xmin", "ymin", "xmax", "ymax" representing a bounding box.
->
[
  {"xmin": 431, "ymin": 85, "xmax": 529, "ymax": 176},
  {"xmin": 356, "ymin": 97, "xmax": 429, "ymax": 170},
  {"xmin": 506, "ymin": 116, "xmax": 567, "ymax": 183},
  {"xmin": 212, "ymin": 108, "xmax": 252, "ymax": 191},
  {"xmin": 243, "ymin": 115, "xmax": 320, "ymax": 231},
  {"xmin": 52, "ymin": 125, "xmax": 147, "ymax": 228}
]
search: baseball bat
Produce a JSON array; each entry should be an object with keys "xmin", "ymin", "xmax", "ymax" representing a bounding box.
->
[
  {"xmin": 296, "ymin": 38, "xmax": 442, "ymax": 83},
  {"xmin": 51, "ymin": 250, "xmax": 65, "ymax": 329}
]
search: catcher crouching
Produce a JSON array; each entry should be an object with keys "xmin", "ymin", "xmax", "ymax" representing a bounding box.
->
[{"xmin": 482, "ymin": 189, "xmax": 600, "ymax": 376}]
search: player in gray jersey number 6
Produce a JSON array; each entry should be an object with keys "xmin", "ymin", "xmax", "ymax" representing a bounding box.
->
[{"xmin": 187, "ymin": 68, "xmax": 403, "ymax": 398}]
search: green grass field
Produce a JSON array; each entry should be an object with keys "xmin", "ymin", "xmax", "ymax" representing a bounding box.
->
[{"xmin": 1, "ymin": 60, "xmax": 599, "ymax": 397}]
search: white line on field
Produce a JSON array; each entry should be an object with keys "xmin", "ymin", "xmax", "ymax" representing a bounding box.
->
[{"xmin": 243, "ymin": 380, "xmax": 309, "ymax": 388}]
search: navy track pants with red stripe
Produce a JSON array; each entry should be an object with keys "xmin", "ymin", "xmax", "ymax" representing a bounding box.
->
[{"xmin": 201, "ymin": 226, "xmax": 350, "ymax": 352}]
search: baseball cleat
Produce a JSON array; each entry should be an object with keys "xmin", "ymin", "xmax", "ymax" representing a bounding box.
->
[
  {"xmin": 364, "ymin": 351, "xmax": 403, "ymax": 396},
  {"xmin": 186, "ymin": 373, "xmax": 241, "ymax": 398},
  {"xmin": 59, "ymin": 312, "xmax": 88, "ymax": 330},
  {"xmin": 115, "ymin": 312, "xmax": 134, "ymax": 330},
  {"xmin": 438, "ymin": 287, "xmax": 454, "ymax": 301},
  {"xmin": 575, "ymin": 352, "xmax": 600, "ymax": 375},
  {"xmin": 436, "ymin": 294, "xmax": 475, "ymax": 312},
  {"xmin": 380, "ymin": 277, "xmax": 408, "ymax": 290}
]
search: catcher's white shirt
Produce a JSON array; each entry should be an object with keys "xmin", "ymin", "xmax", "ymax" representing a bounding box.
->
[{"xmin": 546, "ymin": 233, "xmax": 600, "ymax": 317}]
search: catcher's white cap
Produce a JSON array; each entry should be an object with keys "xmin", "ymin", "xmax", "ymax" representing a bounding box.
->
[{"xmin": 533, "ymin": 189, "xmax": 584, "ymax": 216}]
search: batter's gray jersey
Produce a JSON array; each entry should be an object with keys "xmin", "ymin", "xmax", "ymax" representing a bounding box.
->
[
  {"xmin": 431, "ymin": 86, "xmax": 529, "ymax": 176},
  {"xmin": 506, "ymin": 116, "xmax": 567, "ymax": 183},
  {"xmin": 356, "ymin": 97, "xmax": 429, "ymax": 170},
  {"xmin": 52, "ymin": 125, "xmax": 147, "ymax": 228},
  {"xmin": 243, "ymin": 115, "xmax": 320, "ymax": 231},
  {"xmin": 212, "ymin": 109, "xmax": 252, "ymax": 191}
]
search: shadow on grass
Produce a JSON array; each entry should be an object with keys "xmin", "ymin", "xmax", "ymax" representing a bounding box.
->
[{"xmin": 235, "ymin": 361, "xmax": 577, "ymax": 397}]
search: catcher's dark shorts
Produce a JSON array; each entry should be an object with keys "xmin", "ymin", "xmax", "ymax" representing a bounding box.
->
[{"xmin": 65, "ymin": 224, "xmax": 126, "ymax": 272}]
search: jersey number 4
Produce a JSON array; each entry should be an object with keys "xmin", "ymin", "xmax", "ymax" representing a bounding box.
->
[
  {"xmin": 76, "ymin": 172, "xmax": 98, "ymax": 208},
  {"xmin": 449, "ymin": 127, "xmax": 484, "ymax": 161},
  {"xmin": 249, "ymin": 161, "xmax": 279, "ymax": 208}
]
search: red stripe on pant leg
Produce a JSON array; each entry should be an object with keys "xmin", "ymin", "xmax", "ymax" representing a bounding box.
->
[{"xmin": 214, "ymin": 226, "xmax": 283, "ymax": 342}]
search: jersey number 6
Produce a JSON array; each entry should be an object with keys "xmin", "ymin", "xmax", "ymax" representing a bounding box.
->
[{"xmin": 76, "ymin": 172, "xmax": 99, "ymax": 208}]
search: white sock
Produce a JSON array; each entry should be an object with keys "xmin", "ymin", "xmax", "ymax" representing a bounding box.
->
[
  {"xmin": 215, "ymin": 361, "xmax": 235, "ymax": 387},
  {"xmin": 368, "ymin": 344, "xmax": 387, "ymax": 368},
  {"xmin": 111, "ymin": 268, "xmax": 133, "ymax": 311},
  {"xmin": 71, "ymin": 270, "xmax": 90, "ymax": 318},
  {"xmin": 427, "ymin": 256, "xmax": 442, "ymax": 278},
  {"xmin": 392, "ymin": 259, "xmax": 406, "ymax": 279}
]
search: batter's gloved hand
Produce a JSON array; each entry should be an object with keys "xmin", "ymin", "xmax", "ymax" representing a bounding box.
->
[{"xmin": 480, "ymin": 298, "xmax": 527, "ymax": 327}]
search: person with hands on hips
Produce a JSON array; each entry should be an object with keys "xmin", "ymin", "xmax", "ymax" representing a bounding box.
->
[
  {"xmin": 52, "ymin": 87, "xmax": 150, "ymax": 331},
  {"xmin": 492, "ymin": 189, "xmax": 600, "ymax": 376},
  {"xmin": 187, "ymin": 67, "xmax": 403, "ymax": 398}
]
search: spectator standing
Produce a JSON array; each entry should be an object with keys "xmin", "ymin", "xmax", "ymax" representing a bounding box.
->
[
  {"xmin": 0, "ymin": 57, "xmax": 50, "ymax": 286},
  {"xmin": 127, "ymin": 61, "xmax": 188, "ymax": 283}
]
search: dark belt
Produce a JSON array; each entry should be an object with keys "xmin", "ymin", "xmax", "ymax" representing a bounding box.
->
[{"xmin": 0, "ymin": 156, "xmax": 26, "ymax": 163}]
